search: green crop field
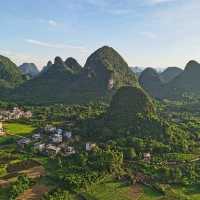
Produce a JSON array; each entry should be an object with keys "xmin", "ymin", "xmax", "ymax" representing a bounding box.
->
[
  {"xmin": 81, "ymin": 177, "xmax": 162, "ymax": 200},
  {"xmin": 4, "ymin": 122, "xmax": 36, "ymax": 136},
  {"xmin": 82, "ymin": 178, "xmax": 132, "ymax": 200}
]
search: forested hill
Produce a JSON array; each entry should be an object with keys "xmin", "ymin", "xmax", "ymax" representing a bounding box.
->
[
  {"xmin": 0, "ymin": 55, "xmax": 25, "ymax": 88},
  {"xmin": 3, "ymin": 46, "xmax": 138, "ymax": 105}
]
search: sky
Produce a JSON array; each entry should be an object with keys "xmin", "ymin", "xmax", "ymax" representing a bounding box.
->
[{"xmin": 0, "ymin": 0, "xmax": 200, "ymax": 70}]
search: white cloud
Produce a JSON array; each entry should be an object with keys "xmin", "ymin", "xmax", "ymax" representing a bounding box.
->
[
  {"xmin": 48, "ymin": 20, "xmax": 57, "ymax": 26},
  {"xmin": 0, "ymin": 49, "xmax": 46, "ymax": 69},
  {"xmin": 25, "ymin": 39, "xmax": 88, "ymax": 53},
  {"xmin": 39, "ymin": 19, "xmax": 60, "ymax": 27}
]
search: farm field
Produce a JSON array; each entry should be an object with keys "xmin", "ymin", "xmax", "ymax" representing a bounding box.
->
[
  {"xmin": 82, "ymin": 180, "xmax": 132, "ymax": 200},
  {"xmin": 4, "ymin": 122, "xmax": 36, "ymax": 136},
  {"xmin": 81, "ymin": 177, "xmax": 163, "ymax": 200}
]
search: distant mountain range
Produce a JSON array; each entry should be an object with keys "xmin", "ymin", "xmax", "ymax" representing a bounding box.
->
[
  {"xmin": 139, "ymin": 62, "xmax": 200, "ymax": 100},
  {"xmin": 19, "ymin": 63, "xmax": 39, "ymax": 78},
  {"xmin": 0, "ymin": 46, "xmax": 138, "ymax": 104},
  {"xmin": 162, "ymin": 60, "xmax": 200, "ymax": 99},
  {"xmin": 0, "ymin": 46, "xmax": 199, "ymax": 104},
  {"xmin": 159, "ymin": 67, "xmax": 183, "ymax": 83},
  {"xmin": 130, "ymin": 67, "xmax": 144, "ymax": 77},
  {"xmin": 139, "ymin": 68, "xmax": 163, "ymax": 98}
]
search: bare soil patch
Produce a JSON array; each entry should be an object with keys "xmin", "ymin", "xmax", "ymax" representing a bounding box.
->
[
  {"xmin": 0, "ymin": 166, "xmax": 45, "ymax": 188},
  {"xmin": 16, "ymin": 184, "xmax": 49, "ymax": 200},
  {"xmin": 128, "ymin": 184, "xmax": 143, "ymax": 200}
]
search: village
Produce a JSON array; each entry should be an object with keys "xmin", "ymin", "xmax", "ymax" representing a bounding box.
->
[
  {"xmin": 16, "ymin": 124, "xmax": 97, "ymax": 158},
  {"xmin": 0, "ymin": 107, "xmax": 32, "ymax": 121},
  {"xmin": 0, "ymin": 117, "xmax": 152, "ymax": 161}
]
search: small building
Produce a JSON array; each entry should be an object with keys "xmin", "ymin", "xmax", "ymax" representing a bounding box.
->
[
  {"xmin": 51, "ymin": 133, "xmax": 62, "ymax": 144},
  {"xmin": 0, "ymin": 122, "xmax": 5, "ymax": 136},
  {"xmin": 34, "ymin": 143, "xmax": 45, "ymax": 152},
  {"xmin": 45, "ymin": 125, "xmax": 56, "ymax": 133},
  {"xmin": 56, "ymin": 128, "xmax": 63, "ymax": 135},
  {"xmin": 108, "ymin": 78, "xmax": 114, "ymax": 90},
  {"xmin": 86, "ymin": 143, "xmax": 96, "ymax": 151},
  {"xmin": 17, "ymin": 137, "xmax": 31, "ymax": 148},
  {"xmin": 24, "ymin": 111, "xmax": 32, "ymax": 118},
  {"xmin": 143, "ymin": 153, "xmax": 151, "ymax": 162},
  {"xmin": 46, "ymin": 144, "xmax": 61, "ymax": 156},
  {"xmin": 63, "ymin": 131, "xmax": 72, "ymax": 139},
  {"xmin": 32, "ymin": 133, "xmax": 41, "ymax": 140},
  {"xmin": 63, "ymin": 146, "xmax": 76, "ymax": 156}
]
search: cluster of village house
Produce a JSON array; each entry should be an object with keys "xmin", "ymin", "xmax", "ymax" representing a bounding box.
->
[
  {"xmin": 17, "ymin": 124, "xmax": 96, "ymax": 157},
  {"xmin": 0, "ymin": 107, "xmax": 32, "ymax": 121},
  {"xmin": 16, "ymin": 124, "xmax": 151, "ymax": 161}
]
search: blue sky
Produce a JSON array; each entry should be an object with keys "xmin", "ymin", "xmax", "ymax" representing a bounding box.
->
[{"xmin": 0, "ymin": 0, "xmax": 200, "ymax": 69}]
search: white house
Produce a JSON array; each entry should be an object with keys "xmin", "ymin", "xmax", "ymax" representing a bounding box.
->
[
  {"xmin": 63, "ymin": 146, "xmax": 76, "ymax": 156},
  {"xmin": 52, "ymin": 133, "xmax": 62, "ymax": 143},
  {"xmin": 143, "ymin": 153, "xmax": 151, "ymax": 162},
  {"xmin": 86, "ymin": 143, "xmax": 96, "ymax": 151},
  {"xmin": 63, "ymin": 131, "xmax": 72, "ymax": 139},
  {"xmin": 56, "ymin": 128, "xmax": 63, "ymax": 135},
  {"xmin": 108, "ymin": 78, "xmax": 114, "ymax": 90},
  {"xmin": 24, "ymin": 111, "xmax": 32, "ymax": 118},
  {"xmin": 45, "ymin": 125, "xmax": 56, "ymax": 133},
  {"xmin": 32, "ymin": 133, "xmax": 41, "ymax": 140},
  {"xmin": 46, "ymin": 144, "xmax": 61, "ymax": 155},
  {"xmin": 34, "ymin": 143, "xmax": 45, "ymax": 152}
]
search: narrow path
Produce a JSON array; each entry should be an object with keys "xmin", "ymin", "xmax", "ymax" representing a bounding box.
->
[
  {"xmin": 129, "ymin": 184, "xmax": 143, "ymax": 200},
  {"xmin": 16, "ymin": 184, "xmax": 49, "ymax": 200}
]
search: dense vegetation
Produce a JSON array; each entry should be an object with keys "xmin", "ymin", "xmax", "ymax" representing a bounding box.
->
[
  {"xmin": 159, "ymin": 67, "xmax": 183, "ymax": 83},
  {"xmin": 1, "ymin": 46, "xmax": 200, "ymax": 199},
  {"xmin": 0, "ymin": 55, "xmax": 24, "ymax": 89},
  {"xmin": 139, "ymin": 68, "xmax": 162, "ymax": 98},
  {"xmin": 1, "ymin": 95, "xmax": 200, "ymax": 199},
  {"xmin": 1, "ymin": 46, "xmax": 138, "ymax": 105},
  {"xmin": 139, "ymin": 60, "xmax": 200, "ymax": 100}
]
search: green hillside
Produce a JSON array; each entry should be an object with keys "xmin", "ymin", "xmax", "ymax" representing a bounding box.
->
[
  {"xmin": 0, "ymin": 55, "xmax": 24, "ymax": 87},
  {"xmin": 5, "ymin": 46, "xmax": 138, "ymax": 105},
  {"xmin": 139, "ymin": 68, "xmax": 163, "ymax": 98},
  {"xmin": 160, "ymin": 67, "xmax": 183, "ymax": 83}
]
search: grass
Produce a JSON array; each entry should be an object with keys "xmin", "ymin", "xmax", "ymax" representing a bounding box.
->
[
  {"xmin": 139, "ymin": 186, "xmax": 163, "ymax": 200},
  {"xmin": 0, "ymin": 188, "xmax": 9, "ymax": 199},
  {"xmin": 0, "ymin": 136, "xmax": 17, "ymax": 145},
  {"xmin": 165, "ymin": 153, "xmax": 199, "ymax": 162},
  {"xmin": 4, "ymin": 122, "xmax": 36, "ymax": 136},
  {"xmin": 81, "ymin": 177, "xmax": 162, "ymax": 200},
  {"xmin": 82, "ymin": 177, "xmax": 133, "ymax": 200},
  {"xmin": 172, "ymin": 185, "xmax": 200, "ymax": 200}
]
